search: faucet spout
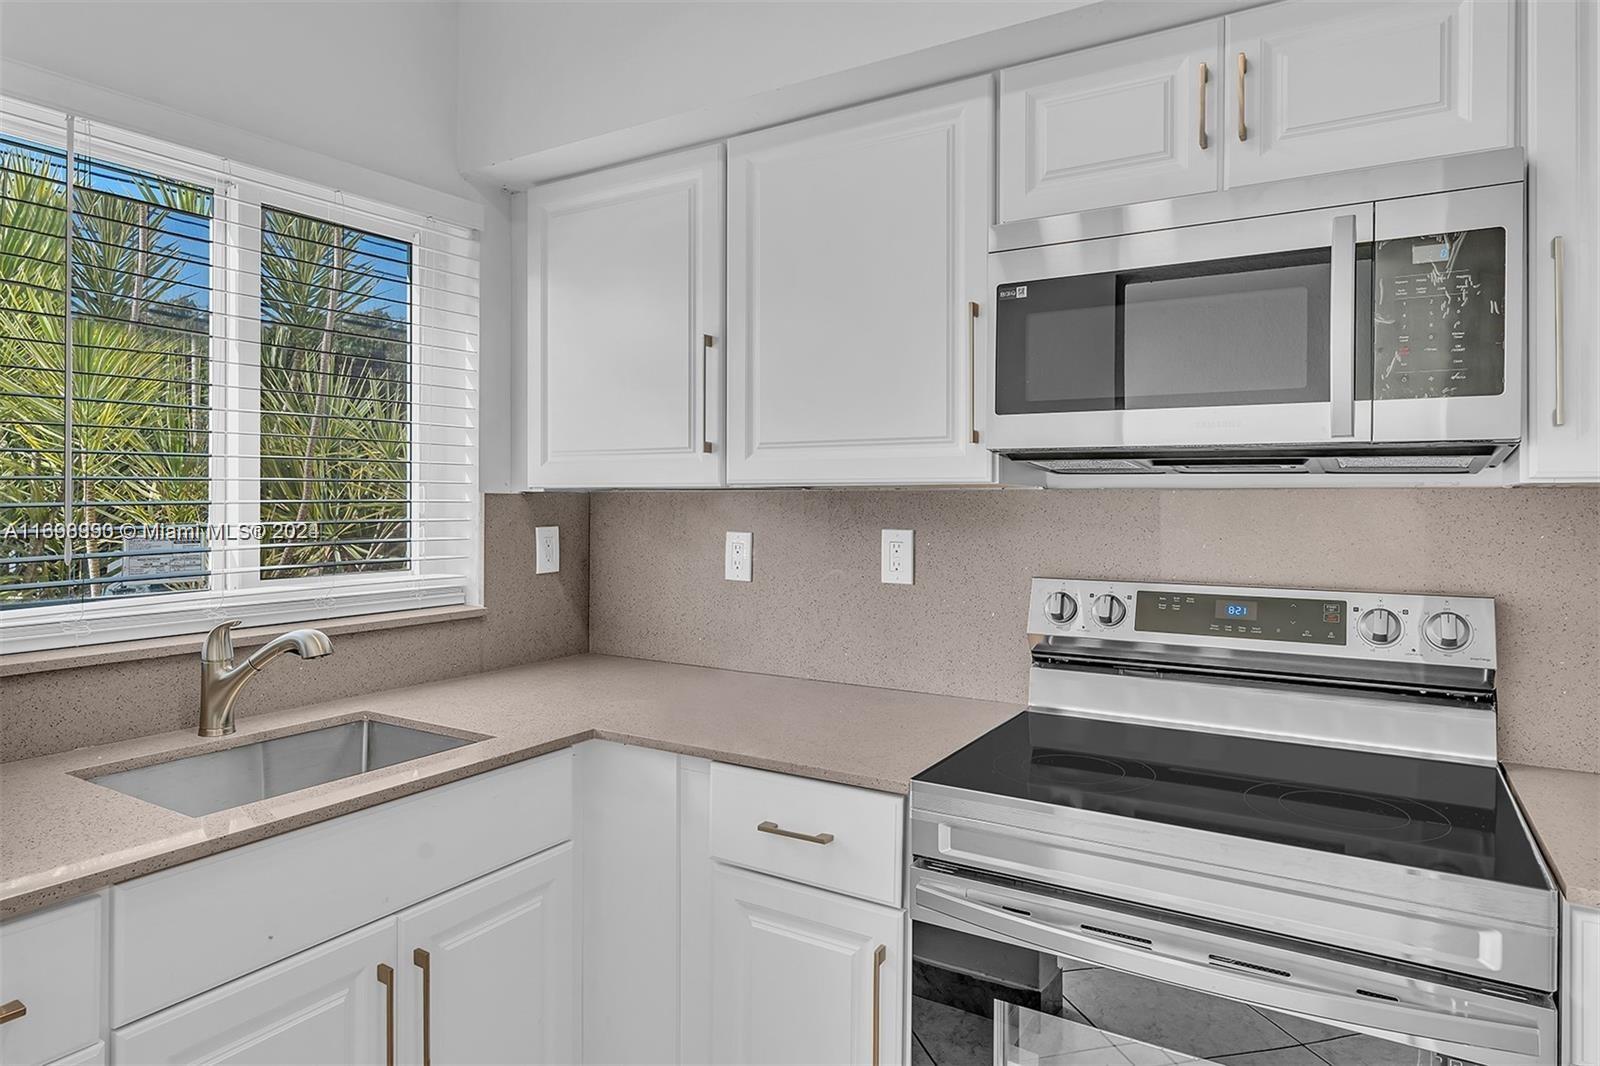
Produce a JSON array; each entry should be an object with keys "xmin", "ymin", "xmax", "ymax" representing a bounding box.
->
[{"xmin": 199, "ymin": 621, "xmax": 333, "ymax": 737}]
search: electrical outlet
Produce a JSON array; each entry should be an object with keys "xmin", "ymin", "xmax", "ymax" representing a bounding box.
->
[
  {"xmin": 881, "ymin": 529, "xmax": 913, "ymax": 585},
  {"xmin": 724, "ymin": 531, "xmax": 752, "ymax": 582},
  {"xmin": 535, "ymin": 526, "xmax": 560, "ymax": 574}
]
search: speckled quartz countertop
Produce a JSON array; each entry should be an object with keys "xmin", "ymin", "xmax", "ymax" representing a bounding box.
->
[
  {"xmin": 0, "ymin": 653, "xmax": 1019, "ymax": 919},
  {"xmin": 1505, "ymin": 762, "xmax": 1600, "ymax": 908}
]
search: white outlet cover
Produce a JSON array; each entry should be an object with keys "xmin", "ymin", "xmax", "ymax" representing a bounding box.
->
[
  {"xmin": 725, "ymin": 531, "xmax": 752, "ymax": 582},
  {"xmin": 535, "ymin": 526, "xmax": 560, "ymax": 574},
  {"xmin": 881, "ymin": 529, "xmax": 913, "ymax": 585}
]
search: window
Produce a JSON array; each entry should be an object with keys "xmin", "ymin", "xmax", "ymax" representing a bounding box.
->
[{"xmin": 0, "ymin": 101, "xmax": 479, "ymax": 653}]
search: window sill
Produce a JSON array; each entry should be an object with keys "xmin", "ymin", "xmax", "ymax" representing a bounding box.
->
[{"xmin": 0, "ymin": 605, "xmax": 488, "ymax": 678}]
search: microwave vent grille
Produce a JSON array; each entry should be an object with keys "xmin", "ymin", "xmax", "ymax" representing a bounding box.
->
[
  {"xmin": 1034, "ymin": 458, "xmax": 1157, "ymax": 473},
  {"xmin": 1332, "ymin": 455, "xmax": 1476, "ymax": 471}
]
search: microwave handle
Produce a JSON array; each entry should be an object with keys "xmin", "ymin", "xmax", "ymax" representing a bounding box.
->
[{"xmin": 1329, "ymin": 213, "xmax": 1357, "ymax": 438}]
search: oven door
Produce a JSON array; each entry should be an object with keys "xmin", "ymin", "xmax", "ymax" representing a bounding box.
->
[
  {"xmin": 911, "ymin": 863, "xmax": 1557, "ymax": 1066},
  {"xmin": 986, "ymin": 205, "xmax": 1374, "ymax": 452}
]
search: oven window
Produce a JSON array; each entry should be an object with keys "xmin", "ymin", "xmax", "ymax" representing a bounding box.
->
[
  {"xmin": 916, "ymin": 957, "xmax": 1490, "ymax": 1066},
  {"xmin": 994, "ymin": 248, "xmax": 1377, "ymax": 416}
]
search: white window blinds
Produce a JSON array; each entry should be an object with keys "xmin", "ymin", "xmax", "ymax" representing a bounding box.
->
[{"xmin": 0, "ymin": 99, "xmax": 480, "ymax": 653}]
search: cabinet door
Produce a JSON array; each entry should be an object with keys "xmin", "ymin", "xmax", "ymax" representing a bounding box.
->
[
  {"xmin": 41, "ymin": 1043, "xmax": 104, "ymax": 1066},
  {"xmin": 1568, "ymin": 902, "xmax": 1600, "ymax": 1066},
  {"xmin": 1224, "ymin": 0, "xmax": 1515, "ymax": 188},
  {"xmin": 577, "ymin": 742, "xmax": 680, "ymax": 1064},
  {"xmin": 527, "ymin": 145, "xmax": 723, "ymax": 488},
  {"xmin": 726, "ymin": 78, "xmax": 995, "ymax": 486},
  {"xmin": 711, "ymin": 864, "xmax": 905, "ymax": 1066},
  {"xmin": 998, "ymin": 20, "xmax": 1223, "ymax": 221},
  {"xmin": 395, "ymin": 844, "xmax": 575, "ymax": 1066},
  {"xmin": 111, "ymin": 919, "xmax": 394, "ymax": 1065},
  {"xmin": 1524, "ymin": 0, "xmax": 1600, "ymax": 482}
]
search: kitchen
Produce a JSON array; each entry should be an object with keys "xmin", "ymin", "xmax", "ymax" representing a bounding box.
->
[{"xmin": 0, "ymin": 1, "xmax": 1596, "ymax": 1065}]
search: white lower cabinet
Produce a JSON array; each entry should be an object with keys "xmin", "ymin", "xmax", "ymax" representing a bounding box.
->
[
  {"xmin": 397, "ymin": 846, "xmax": 576, "ymax": 1066},
  {"xmin": 111, "ymin": 919, "xmax": 395, "ymax": 1065},
  {"xmin": 43, "ymin": 1043, "xmax": 106, "ymax": 1066},
  {"xmin": 710, "ymin": 863, "xmax": 905, "ymax": 1066},
  {"xmin": 1568, "ymin": 903, "xmax": 1600, "ymax": 1066},
  {"xmin": 0, "ymin": 894, "xmax": 104, "ymax": 1066},
  {"xmin": 111, "ymin": 848, "xmax": 576, "ymax": 1066}
]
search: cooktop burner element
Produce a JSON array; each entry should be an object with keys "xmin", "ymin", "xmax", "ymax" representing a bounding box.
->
[
  {"xmin": 996, "ymin": 751, "xmax": 1157, "ymax": 794},
  {"xmin": 1242, "ymin": 782, "xmax": 1455, "ymax": 842}
]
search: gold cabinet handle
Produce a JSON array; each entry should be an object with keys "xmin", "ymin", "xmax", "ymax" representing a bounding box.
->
[
  {"xmin": 413, "ymin": 948, "xmax": 432, "ymax": 1066},
  {"xmin": 1236, "ymin": 52, "xmax": 1248, "ymax": 142},
  {"xmin": 1197, "ymin": 61, "xmax": 1210, "ymax": 150},
  {"xmin": 376, "ymin": 963, "xmax": 395, "ymax": 1066},
  {"xmin": 702, "ymin": 334, "xmax": 715, "ymax": 453},
  {"xmin": 870, "ymin": 944, "xmax": 887, "ymax": 1066},
  {"xmin": 1552, "ymin": 236, "xmax": 1567, "ymax": 427},
  {"xmin": 756, "ymin": 820, "xmax": 834, "ymax": 845},
  {"xmin": 968, "ymin": 301, "xmax": 981, "ymax": 444},
  {"xmin": 0, "ymin": 999, "xmax": 25, "ymax": 1025}
]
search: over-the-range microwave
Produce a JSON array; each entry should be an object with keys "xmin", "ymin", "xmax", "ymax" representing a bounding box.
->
[{"xmin": 985, "ymin": 149, "xmax": 1525, "ymax": 475}]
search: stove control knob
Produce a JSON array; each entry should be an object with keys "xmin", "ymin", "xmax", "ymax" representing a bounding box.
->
[
  {"xmin": 1091, "ymin": 594, "xmax": 1126, "ymax": 628},
  {"xmin": 1043, "ymin": 590, "xmax": 1077, "ymax": 626},
  {"xmin": 1423, "ymin": 610, "xmax": 1472, "ymax": 651},
  {"xmin": 1358, "ymin": 608, "xmax": 1402, "ymax": 647}
]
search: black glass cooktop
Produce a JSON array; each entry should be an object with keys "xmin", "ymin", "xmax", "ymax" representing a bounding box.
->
[{"xmin": 915, "ymin": 711, "xmax": 1548, "ymax": 889}]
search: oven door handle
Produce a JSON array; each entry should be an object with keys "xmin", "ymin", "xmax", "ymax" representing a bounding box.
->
[
  {"xmin": 1329, "ymin": 213, "xmax": 1357, "ymax": 439},
  {"xmin": 915, "ymin": 881, "xmax": 1544, "ymax": 1059}
]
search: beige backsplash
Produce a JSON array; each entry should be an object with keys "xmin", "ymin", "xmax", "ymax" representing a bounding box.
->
[
  {"xmin": 589, "ymin": 486, "xmax": 1600, "ymax": 775},
  {"xmin": 1, "ymin": 493, "xmax": 589, "ymax": 762}
]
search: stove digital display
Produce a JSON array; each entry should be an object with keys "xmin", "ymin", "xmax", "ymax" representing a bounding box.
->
[{"xmin": 1137, "ymin": 591, "xmax": 1346, "ymax": 645}]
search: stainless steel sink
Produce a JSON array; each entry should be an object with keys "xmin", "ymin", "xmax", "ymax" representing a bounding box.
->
[{"xmin": 87, "ymin": 719, "xmax": 473, "ymax": 817}]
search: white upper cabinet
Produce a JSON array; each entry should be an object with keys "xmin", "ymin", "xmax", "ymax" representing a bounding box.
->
[
  {"xmin": 527, "ymin": 145, "xmax": 724, "ymax": 488},
  {"xmin": 726, "ymin": 78, "xmax": 996, "ymax": 486},
  {"xmin": 1224, "ymin": 0, "xmax": 1516, "ymax": 188},
  {"xmin": 999, "ymin": 20, "xmax": 1224, "ymax": 222},
  {"xmin": 1524, "ymin": 0, "xmax": 1600, "ymax": 482}
]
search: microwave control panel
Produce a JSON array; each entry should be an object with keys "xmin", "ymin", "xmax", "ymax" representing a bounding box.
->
[{"xmin": 1372, "ymin": 227, "xmax": 1506, "ymax": 401}]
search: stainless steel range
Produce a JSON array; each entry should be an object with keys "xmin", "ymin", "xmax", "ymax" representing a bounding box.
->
[{"xmin": 910, "ymin": 578, "xmax": 1558, "ymax": 1066}]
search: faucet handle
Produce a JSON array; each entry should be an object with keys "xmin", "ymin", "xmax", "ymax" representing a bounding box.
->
[{"xmin": 201, "ymin": 619, "xmax": 243, "ymax": 663}]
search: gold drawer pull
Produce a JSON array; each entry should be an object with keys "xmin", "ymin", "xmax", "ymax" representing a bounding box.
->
[
  {"xmin": 376, "ymin": 963, "xmax": 395, "ymax": 1066},
  {"xmin": 757, "ymin": 820, "xmax": 834, "ymax": 845},
  {"xmin": 0, "ymin": 1000, "xmax": 25, "ymax": 1024},
  {"xmin": 413, "ymin": 948, "xmax": 433, "ymax": 1066},
  {"xmin": 1236, "ymin": 52, "xmax": 1248, "ymax": 141},
  {"xmin": 871, "ymin": 944, "xmax": 887, "ymax": 1066}
]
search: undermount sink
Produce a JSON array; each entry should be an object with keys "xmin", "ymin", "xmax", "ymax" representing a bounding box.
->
[{"xmin": 86, "ymin": 719, "xmax": 474, "ymax": 817}]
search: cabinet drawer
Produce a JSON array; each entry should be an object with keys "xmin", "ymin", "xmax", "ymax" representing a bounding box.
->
[
  {"xmin": 709, "ymin": 763, "xmax": 903, "ymax": 906},
  {"xmin": 111, "ymin": 752, "xmax": 572, "ymax": 1027},
  {"xmin": 0, "ymin": 895, "xmax": 104, "ymax": 1066}
]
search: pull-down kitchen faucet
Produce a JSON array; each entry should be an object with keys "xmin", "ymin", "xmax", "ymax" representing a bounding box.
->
[{"xmin": 198, "ymin": 620, "xmax": 333, "ymax": 737}]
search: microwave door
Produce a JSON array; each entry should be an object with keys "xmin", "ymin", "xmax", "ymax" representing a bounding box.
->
[
  {"xmin": 1370, "ymin": 182, "xmax": 1524, "ymax": 446},
  {"xmin": 986, "ymin": 205, "xmax": 1375, "ymax": 452}
]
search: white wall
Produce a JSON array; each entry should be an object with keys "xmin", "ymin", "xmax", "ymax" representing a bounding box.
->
[
  {"xmin": 0, "ymin": 0, "xmax": 517, "ymax": 493},
  {"xmin": 457, "ymin": 0, "xmax": 1085, "ymax": 178},
  {"xmin": 0, "ymin": 0, "xmax": 464, "ymax": 195}
]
